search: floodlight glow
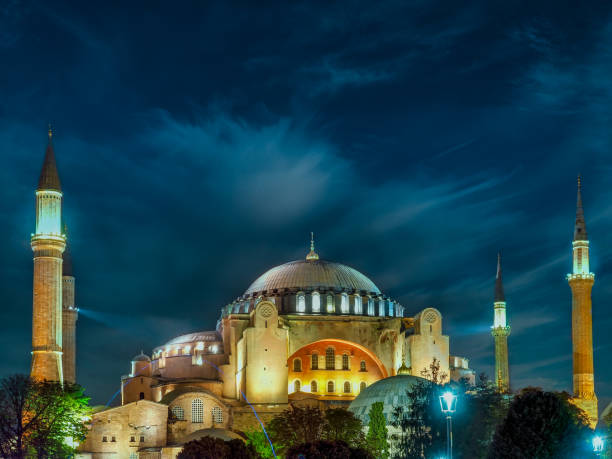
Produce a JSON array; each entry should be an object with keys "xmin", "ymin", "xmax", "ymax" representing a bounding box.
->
[
  {"xmin": 593, "ymin": 435, "xmax": 604, "ymax": 453},
  {"xmin": 439, "ymin": 391, "xmax": 457, "ymax": 414}
]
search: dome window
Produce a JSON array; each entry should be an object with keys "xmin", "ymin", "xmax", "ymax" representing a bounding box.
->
[
  {"xmin": 367, "ymin": 298, "xmax": 374, "ymax": 316},
  {"xmin": 388, "ymin": 301, "xmax": 394, "ymax": 317},
  {"xmin": 326, "ymin": 295, "xmax": 335, "ymax": 313},
  {"xmin": 340, "ymin": 293, "xmax": 349, "ymax": 314},
  {"xmin": 355, "ymin": 296, "xmax": 362, "ymax": 314},
  {"xmin": 378, "ymin": 299, "xmax": 385, "ymax": 317},
  {"xmin": 297, "ymin": 293, "xmax": 306, "ymax": 313},
  {"xmin": 312, "ymin": 292, "xmax": 320, "ymax": 313}
]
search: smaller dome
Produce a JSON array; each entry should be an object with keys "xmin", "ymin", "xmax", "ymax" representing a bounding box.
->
[
  {"xmin": 349, "ymin": 375, "xmax": 428, "ymax": 424},
  {"xmin": 131, "ymin": 352, "xmax": 151, "ymax": 362}
]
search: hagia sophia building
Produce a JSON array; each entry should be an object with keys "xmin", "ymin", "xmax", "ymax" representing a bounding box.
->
[{"xmin": 27, "ymin": 130, "xmax": 599, "ymax": 457}]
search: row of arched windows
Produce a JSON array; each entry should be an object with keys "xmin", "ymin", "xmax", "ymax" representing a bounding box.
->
[
  {"xmin": 295, "ymin": 292, "xmax": 401, "ymax": 317},
  {"xmin": 293, "ymin": 380, "xmax": 367, "ymax": 393},
  {"xmin": 187, "ymin": 399, "xmax": 224, "ymax": 424},
  {"xmin": 293, "ymin": 350, "xmax": 367, "ymax": 372}
]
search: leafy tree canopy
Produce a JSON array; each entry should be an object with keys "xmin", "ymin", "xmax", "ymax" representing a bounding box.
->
[
  {"xmin": 286, "ymin": 439, "xmax": 373, "ymax": 459},
  {"xmin": 0, "ymin": 374, "xmax": 90, "ymax": 459},
  {"xmin": 178, "ymin": 436, "xmax": 257, "ymax": 459}
]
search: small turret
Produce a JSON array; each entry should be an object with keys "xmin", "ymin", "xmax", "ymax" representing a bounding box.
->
[{"xmin": 131, "ymin": 351, "xmax": 152, "ymax": 377}]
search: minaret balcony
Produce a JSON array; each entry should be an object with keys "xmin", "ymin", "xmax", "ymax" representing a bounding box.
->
[
  {"xmin": 567, "ymin": 273, "xmax": 595, "ymax": 281},
  {"xmin": 491, "ymin": 326, "xmax": 511, "ymax": 337}
]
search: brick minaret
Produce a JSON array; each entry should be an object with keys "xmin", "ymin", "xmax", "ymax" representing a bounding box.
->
[
  {"xmin": 31, "ymin": 127, "xmax": 66, "ymax": 383},
  {"xmin": 491, "ymin": 252, "xmax": 510, "ymax": 393},
  {"xmin": 567, "ymin": 176, "xmax": 598, "ymax": 427},
  {"xmin": 62, "ymin": 225, "xmax": 78, "ymax": 384}
]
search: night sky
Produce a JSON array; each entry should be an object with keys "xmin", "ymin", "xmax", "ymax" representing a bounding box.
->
[{"xmin": 1, "ymin": 1, "xmax": 612, "ymax": 410}]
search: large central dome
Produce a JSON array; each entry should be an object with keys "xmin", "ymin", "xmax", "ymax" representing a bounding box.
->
[{"xmin": 244, "ymin": 259, "xmax": 381, "ymax": 296}]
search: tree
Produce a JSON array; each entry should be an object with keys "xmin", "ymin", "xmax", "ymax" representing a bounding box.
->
[
  {"xmin": 0, "ymin": 374, "xmax": 90, "ymax": 459},
  {"xmin": 178, "ymin": 436, "xmax": 257, "ymax": 459},
  {"xmin": 245, "ymin": 429, "xmax": 275, "ymax": 459},
  {"xmin": 267, "ymin": 405, "xmax": 326, "ymax": 455},
  {"xmin": 324, "ymin": 408, "xmax": 366, "ymax": 446},
  {"xmin": 286, "ymin": 439, "xmax": 373, "ymax": 459},
  {"xmin": 488, "ymin": 388, "xmax": 591, "ymax": 459},
  {"xmin": 366, "ymin": 401, "xmax": 389, "ymax": 459}
]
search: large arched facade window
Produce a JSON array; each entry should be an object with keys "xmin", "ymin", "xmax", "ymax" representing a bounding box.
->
[
  {"xmin": 294, "ymin": 380, "xmax": 301, "ymax": 392},
  {"xmin": 311, "ymin": 353, "xmax": 319, "ymax": 370},
  {"xmin": 360, "ymin": 381, "xmax": 367, "ymax": 392},
  {"xmin": 312, "ymin": 292, "xmax": 320, "ymax": 313},
  {"xmin": 325, "ymin": 347, "xmax": 335, "ymax": 370},
  {"xmin": 293, "ymin": 358, "xmax": 302, "ymax": 372},
  {"xmin": 191, "ymin": 399, "xmax": 203, "ymax": 423},
  {"xmin": 327, "ymin": 381, "xmax": 335, "ymax": 393},
  {"xmin": 344, "ymin": 381, "xmax": 351, "ymax": 393},
  {"xmin": 342, "ymin": 354, "xmax": 349, "ymax": 370},
  {"xmin": 311, "ymin": 380, "xmax": 318, "ymax": 393},
  {"xmin": 297, "ymin": 293, "xmax": 306, "ymax": 313}
]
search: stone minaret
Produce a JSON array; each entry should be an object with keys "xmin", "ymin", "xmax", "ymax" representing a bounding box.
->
[
  {"xmin": 62, "ymin": 225, "xmax": 78, "ymax": 384},
  {"xmin": 567, "ymin": 176, "xmax": 598, "ymax": 427},
  {"xmin": 491, "ymin": 252, "xmax": 510, "ymax": 393},
  {"xmin": 31, "ymin": 127, "xmax": 66, "ymax": 382}
]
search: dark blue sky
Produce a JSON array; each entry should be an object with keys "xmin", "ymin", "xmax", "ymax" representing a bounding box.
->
[{"xmin": 1, "ymin": 1, "xmax": 612, "ymax": 409}]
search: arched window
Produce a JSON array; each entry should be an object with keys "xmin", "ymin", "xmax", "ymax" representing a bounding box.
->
[
  {"xmin": 312, "ymin": 292, "xmax": 320, "ymax": 313},
  {"xmin": 326, "ymin": 348, "xmax": 335, "ymax": 370},
  {"xmin": 293, "ymin": 359, "xmax": 302, "ymax": 372},
  {"xmin": 327, "ymin": 381, "xmax": 335, "ymax": 393},
  {"xmin": 192, "ymin": 398, "xmax": 203, "ymax": 423},
  {"xmin": 311, "ymin": 380, "xmax": 318, "ymax": 393},
  {"xmin": 243, "ymin": 302, "xmax": 249, "ymax": 313},
  {"xmin": 297, "ymin": 294, "xmax": 306, "ymax": 313},
  {"xmin": 367, "ymin": 297, "xmax": 374, "ymax": 316},
  {"xmin": 344, "ymin": 381, "xmax": 351, "ymax": 393},
  {"xmin": 342, "ymin": 354, "xmax": 349, "ymax": 370},
  {"xmin": 294, "ymin": 380, "xmax": 301, "ymax": 392},
  {"xmin": 388, "ymin": 301, "xmax": 394, "ymax": 317},
  {"xmin": 379, "ymin": 299, "xmax": 385, "ymax": 317},
  {"xmin": 360, "ymin": 381, "xmax": 367, "ymax": 392},
  {"xmin": 327, "ymin": 295, "xmax": 334, "ymax": 313},
  {"xmin": 340, "ymin": 293, "xmax": 349, "ymax": 314},
  {"xmin": 212, "ymin": 406, "xmax": 223, "ymax": 424},
  {"xmin": 139, "ymin": 392, "xmax": 144, "ymax": 400},
  {"xmin": 171, "ymin": 406, "xmax": 184, "ymax": 420},
  {"xmin": 311, "ymin": 353, "xmax": 319, "ymax": 370},
  {"xmin": 360, "ymin": 360, "xmax": 366, "ymax": 372},
  {"xmin": 355, "ymin": 296, "xmax": 362, "ymax": 314}
]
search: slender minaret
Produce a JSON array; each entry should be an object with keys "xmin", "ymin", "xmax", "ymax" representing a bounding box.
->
[
  {"xmin": 491, "ymin": 252, "xmax": 510, "ymax": 393},
  {"xmin": 567, "ymin": 176, "xmax": 598, "ymax": 427},
  {"xmin": 62, "ymin": 225, "xmax": 78, "ymax": 384},
  {"xmin": 31, "ymin": 127, "xmax": 66, "ymax": 383}
]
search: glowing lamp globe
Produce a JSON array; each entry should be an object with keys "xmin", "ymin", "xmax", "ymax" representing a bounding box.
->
[
  {"xmin": 439, "ymin": 391, "xmax": 457, "ymax": 414},
  {"xmin": 592, "ymin": 435, "xmax": 604, "ymax": 453}
]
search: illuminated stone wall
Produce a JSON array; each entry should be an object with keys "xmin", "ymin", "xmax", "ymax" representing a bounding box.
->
[{"xmin": 406, "ymin": 308, "xmax": 450, "ymax": 380}]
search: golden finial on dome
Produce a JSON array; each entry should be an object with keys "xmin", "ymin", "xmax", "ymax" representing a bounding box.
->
[
  {"xmin": 306, "ymin": 231, "xmax": 319, "ymax": 261},
  {"xmin": 397, "ymin": 362, "xmax": 411, "ymax": 375}
]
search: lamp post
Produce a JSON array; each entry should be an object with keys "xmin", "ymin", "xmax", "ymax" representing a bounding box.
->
[
  {"xmin": 592, "ymin": 435, "xmax": 604, "ymax": 457},
  {"xmin": 439, "ymin": 391, "xmax": 457, "ymax": 459}
]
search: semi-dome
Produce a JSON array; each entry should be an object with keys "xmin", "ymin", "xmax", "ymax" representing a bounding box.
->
[
  {"xmin": 244, "ymin": 259, "xmax": 381, "ymax": 296},
  {"xmin": 349, "ymin": 374, "xmax": 428, "ymax": 424}
]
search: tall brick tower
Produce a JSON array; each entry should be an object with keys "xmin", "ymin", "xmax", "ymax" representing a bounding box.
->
[
  {"xmin": 567, "ymin": 176, "xmax": 598, "ymax": 427},
  {"xmin": 491, "ymin": 252, "xmax": 510, "ymax": 393},
  {"xmin": 62, "ymin": 225, "xmax": 78, "ymax": 384},
  {"xmin": 31, "ymin": 127, "xmax": 66, "ymax": 383}
]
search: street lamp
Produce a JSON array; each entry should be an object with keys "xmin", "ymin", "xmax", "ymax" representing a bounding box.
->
[
  {"xmin": 592, "ymin": 435, "xmax": 604, "ymax": 456},
  {"xmin": 439, "ymin": 391, "xmax": 457, "ymax": 459}
]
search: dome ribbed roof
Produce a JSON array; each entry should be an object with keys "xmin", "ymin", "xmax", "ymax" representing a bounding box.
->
[{"xmin": 244, "ymin": 259, "xmax": 381, "ymax": 296}]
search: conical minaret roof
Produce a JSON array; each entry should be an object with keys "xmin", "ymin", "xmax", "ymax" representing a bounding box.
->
[
  {"xmin": 494, "ymin": 252, "xmax": 505, "ymax": 302},
  {"xmin": 37, "ymin": 127, "xmax": 62, "ymax": 192},
  {"xmin": 574, "ymin": 175, "xmax": 587, "ymax": 241}
]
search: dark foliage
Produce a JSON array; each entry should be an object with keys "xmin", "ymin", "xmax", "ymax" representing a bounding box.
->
[
  {"xmin": 488, "ymin": 388, "xmax": 591, "ymax": 459},
  {"xmin": 0, "ymin": 374, "xmax": 90, "ymax": 459},
  {"xmin": 177, "ymin": 436, "xmax": 257, "ymax": 459},
  {"xmin": 286, "ymin": 440, "xmax": 373, "ymax": 459}
]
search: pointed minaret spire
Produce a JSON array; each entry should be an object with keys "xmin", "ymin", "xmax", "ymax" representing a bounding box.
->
[
  {"xmin": 306, "ymin": 232, "xmax": 319, "ymax": 261},
  {"xmin": 37, "ymin": 125, "xmax": 62, "ymax": 192},
  {"xmin": 574, "ymin": 175, "xmax": 587, "ymax": 241},
  {"xmin": 495, "ymin": 252, "xmax": 505, "ymax": 302}
]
